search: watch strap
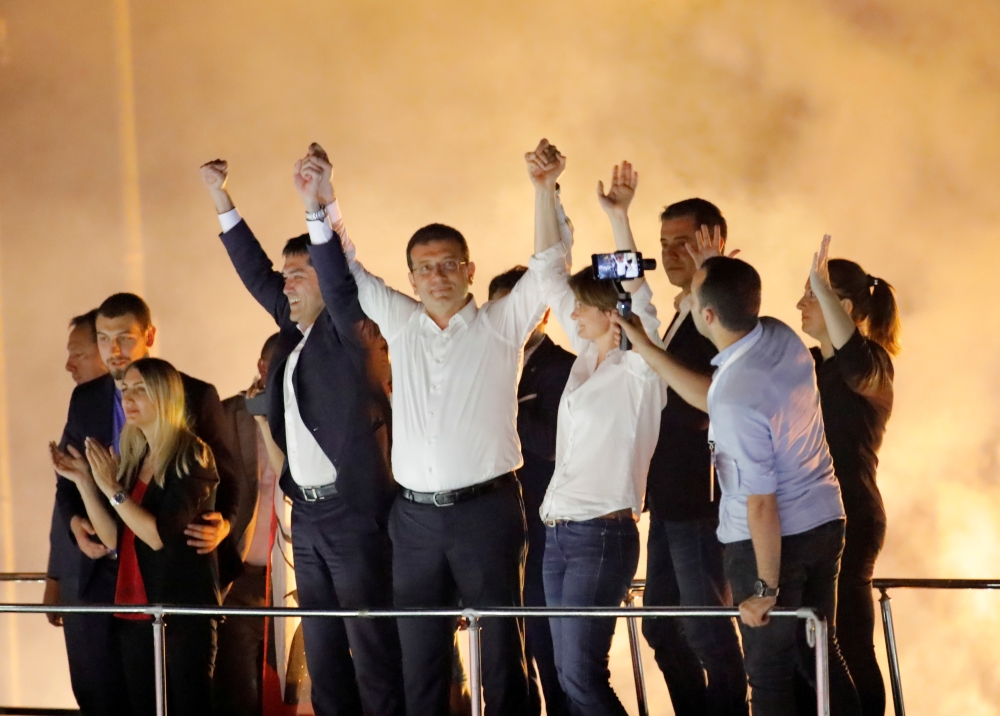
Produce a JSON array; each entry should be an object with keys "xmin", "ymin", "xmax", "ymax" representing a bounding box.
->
[{"xmin": 305, "ymin": 207, "xmax": 328, "ymax": 222}]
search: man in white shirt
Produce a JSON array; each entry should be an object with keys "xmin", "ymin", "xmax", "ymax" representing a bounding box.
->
[
  {"xmin": 616, "ymin": 253, "xmax": 861, "ymax": 716},
  {"xmin": 297, "ymin": 141, "xmax": 568, "ymax": 716}
]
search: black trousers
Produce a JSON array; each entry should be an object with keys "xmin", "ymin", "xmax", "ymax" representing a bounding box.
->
[
  {"xmin": 837, "ymin": 519, "xmax": 887, "ymax": 716},
  {"xmin": 724, "ymin": 519, "xmax": 861, "ymax": 716},
  {"xmin": 291, "ymin": 494, "xmax": 404, "ymax": 716},
  {"xmin": 642, "ymin": 518, "xmax": 748, "ymax": 716},
  {"xmin": 389, "ymin": 478, "xmax": 529, "ymax": 716},
  {"xmin": 214, "ymin": 564, "xmax": 267, "ymax": 716},
  {"xmin": 63, "ymin": 608, "xmax": 128, "ymax": 716},
  {"xmin": 116, "ymin": 615, "xmax": 217, "ymax": 716}
]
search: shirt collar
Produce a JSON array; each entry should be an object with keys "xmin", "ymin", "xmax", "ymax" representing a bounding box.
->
[
  {"xmin": 710, "ymin": 320, "xmax": 763, "ymax": 368},
  {"xmin": 420, "ymin": 295, "xmax": 479, "ymax": 331}
]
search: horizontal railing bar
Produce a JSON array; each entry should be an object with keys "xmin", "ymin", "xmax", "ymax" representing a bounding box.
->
[
  {"xmin": 0, "ymin": 573, "xmax": 46, "ymax": 583},
  {"xmin": 0, "ymin": 602, "xmax": 818, "ymax": 620},
  {"xmin": 0, "ymin": 709, "xmax": 80, "ymax": 715},
  {"xmin": 872, "ymin": 578, "xmax": 1000, "ymax": 590}
]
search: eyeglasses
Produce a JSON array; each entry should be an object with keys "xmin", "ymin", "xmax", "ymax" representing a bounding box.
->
[{"xmin": 411, "ymin": 260, "xmax": 468, "ymax": 277}]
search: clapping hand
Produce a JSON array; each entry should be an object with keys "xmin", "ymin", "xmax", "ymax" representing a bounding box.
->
[
  {"xmin": 596, "ymin": 162, "xmax": 638, "ymax": 218},
  {"xmin": 525, "ymin": 139, "xmax": 566, "ymax": 190},
  {"xmin": 84, "ymin": 438, "xmax": 121, "ymax": 500},
  {"xmin": 686, "ymin": 224, "xmax": 739, "ymax": 268},
  {"xmin": 50, "ymin": 442, "xmax": 91, "ymax": 486}
]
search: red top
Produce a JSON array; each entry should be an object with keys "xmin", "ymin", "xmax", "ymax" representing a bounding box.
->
[{"xmin": 114, "ymin": 479, "xmax": 151, "ymax": 621}]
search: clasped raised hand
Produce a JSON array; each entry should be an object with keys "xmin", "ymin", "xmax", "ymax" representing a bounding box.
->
[{"xmin": 525, "ymin": 138, "xmax": 565, "ymax": 190}]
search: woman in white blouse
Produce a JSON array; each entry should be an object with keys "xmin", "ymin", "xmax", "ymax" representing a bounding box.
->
[{"xmin": 532, "ymin": 156, "xmax": 666, "ymax": 716}]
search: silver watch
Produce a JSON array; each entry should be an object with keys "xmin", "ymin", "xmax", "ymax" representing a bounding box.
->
[
  {"xmin": 305, "ymin": 207, "xmax": 327, "ymax": 222},
  {"xmin": 110, "ymin": 490, "xmax": 128, "ymax": 507}
]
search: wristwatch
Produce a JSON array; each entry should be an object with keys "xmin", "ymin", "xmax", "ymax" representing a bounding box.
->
[
  {"xmin": 753, "ymin": 579, "xmax": 779, "ymax": 598},
  {"xmin": 110, "ymin": 490, "xmax": 127, "ymax": 507},
  {"xmin": 305, "ymin": 207, "xmax": 327, "ymax": 222}
]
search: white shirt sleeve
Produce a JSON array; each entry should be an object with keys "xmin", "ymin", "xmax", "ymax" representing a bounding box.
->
[
  {"xmin": 314, "ymin": 200, "xmax": 418, "ymax": 341},
  {"xmin": 218, "ymin": 208, "xmax": 242, "ymax": 233},
  {"xmin": 712, "ymin": 400, "xmax": 778, "ymax": 495},
  {"xmin": 484, "ymin": 241, "xmax": 568, "ymax": 346}
]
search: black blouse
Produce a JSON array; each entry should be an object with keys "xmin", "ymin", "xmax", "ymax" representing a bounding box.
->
[
  {"xmin": 811, "ymin": 329, "xmax": 893, "ymax": 527},
  {"xmin": 121, "ymin": 459, "xmax": 222, "ymax": 607}
]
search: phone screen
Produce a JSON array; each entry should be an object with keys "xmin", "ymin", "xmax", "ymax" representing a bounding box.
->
[{"xmin": 593, "ymin": 251, "xmax": 642, "ymax": 280}]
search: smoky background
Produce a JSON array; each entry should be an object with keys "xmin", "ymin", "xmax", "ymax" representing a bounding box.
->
[{"xmin": 1, "ymin": 0, "xmax": 999, "ymax": 712}]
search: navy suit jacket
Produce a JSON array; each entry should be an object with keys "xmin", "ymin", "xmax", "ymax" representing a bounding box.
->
[
  {"xmin": 55, "ymin": 372, "xmax": 244, "ymax": 601},
  {"xmin": 220, "ymin": 220, "xmax": 396, "ymax": 520}
]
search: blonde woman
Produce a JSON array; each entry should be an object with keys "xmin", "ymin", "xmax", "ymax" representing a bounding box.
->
[{"xmin": 51, "ymin": 357, "xmax": 220, "ymax": 716}]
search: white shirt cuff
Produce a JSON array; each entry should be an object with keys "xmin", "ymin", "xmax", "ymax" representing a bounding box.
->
[
  {"xmin": 306, "ymin": 201, "xmax": 340, "ymax": 245},
  {"xmin": 218, "ymin": 208, "xmax": 241, "ymax": 233}
]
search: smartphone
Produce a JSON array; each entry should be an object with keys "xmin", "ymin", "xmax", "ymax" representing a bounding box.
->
[
  {"xmin": 592, "ymin": 251, "xmax": 652, "ymax": 281},
  {"xmin": 245, "ymin": 391, "xmax": 269, "ymax": 416}
]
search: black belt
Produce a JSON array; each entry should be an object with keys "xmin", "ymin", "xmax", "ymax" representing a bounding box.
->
[
  {"xmin": 290, "ymin": 481, "xmax": 338, "ymax": 503},
  {"xmin": 400, "ymin": 473, "xmax": 514, "ymax": 507}
]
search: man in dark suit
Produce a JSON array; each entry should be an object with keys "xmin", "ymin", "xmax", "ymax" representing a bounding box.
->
[
  {"xmin": 214, "ymin": 332, "xmax": 281, "ymax": 716},
  {"xmin": 487, "ymin": 267, "xmax": 574, "ymax": 716},
  {"xmin": 200, "ymin": 151, "xmax": 403, "ymax": 716},
  {"xmin": 52, "ymin": 292, "xmax": 244, "ymax": 716},
  {"xmin": 642, "ymin": 199, "xmax": 748, "ymax": 716}
]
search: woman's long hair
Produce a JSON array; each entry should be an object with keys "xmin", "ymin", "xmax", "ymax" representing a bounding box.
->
[
  {"xmin": 828, "ymin": 259, "xmax": 902, "ymax": 356},
  {"xmin": 117, "ymin": 358, "xmax": 213, "ymax": 490}
]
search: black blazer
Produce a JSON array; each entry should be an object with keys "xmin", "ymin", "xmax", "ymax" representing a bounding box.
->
[
  {"xmin": 55, "ymin": 372, "xmax": 244, "ymax": 601},
  {"xmin": 517, "ymin": 335, "xmax": 575, "ymax": 463},
  {"xmin": 220, "ymin": 220, "xmax": 395, "ymax": 520},
  {"xmin": 221, "ymin": 393, "xmax": 262, "ymax": 558},
  {"xmin": 126, "ymin": 460, "xmax": 221, "ymax": 606},
  {"xmin": 645, "ymin": 312, "xmax": 721, "ymax": 522}
]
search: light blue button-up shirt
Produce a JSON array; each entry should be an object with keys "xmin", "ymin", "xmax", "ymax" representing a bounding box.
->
[{"xmin": 708, "ymin": 318, "xmax": 845, "ymax": 544}]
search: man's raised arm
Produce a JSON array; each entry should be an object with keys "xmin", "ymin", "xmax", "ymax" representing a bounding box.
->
[
  {"xmin": 199, "ymin": 160, "xmax": 291, "ymax": 328},
  {"xmin": 295, "ymin": 145, "xmax": 417, "ymax": 341}
]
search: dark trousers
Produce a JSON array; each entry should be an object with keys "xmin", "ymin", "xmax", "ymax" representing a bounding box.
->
[
  {"xmin": 518, "ymin": 469, "xmax": 570, "ymax": 716},
  {"xmin": 389, "ymin": 479, "xmax": 529, "ymax": 716},
  {"xmin": 116, "ymin": 615, "xmax": 217, "ymax": 716},
  {"xmin": 837, "ymin": 519, "xmax": 887, "ymax": 716},
  {"xmin": 724, "ymin": 518, "xmax": 861, "ymax": 716},
  {"xmin": 543, "ymin": 518, "xmax": 640, "ymax": 716},
  {"xmin": 214, "ymin": 564, "xmax": 267, "ymax": 716},
  {"xmin": 291, "ymin": 494, "xmax": 404, "ymax": 716},
  {"xmin": 642, "ymin": 518, "xmax": 749, "ymax": 716},
  {"xmin": 63, "ymin": 608, "xmax": 128, "ymax": 716}
]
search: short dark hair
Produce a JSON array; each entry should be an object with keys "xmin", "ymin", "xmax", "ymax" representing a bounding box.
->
[
  {"xmin": 68, "ymin": 309, "xmax": 100, "ymax": 343},
  {"xmin": 261, "ymin": 332, "xmax": 281, "ymax": 362},
  {"xmin": 488, "ymin": 266, "xmax": 528, "ymax": 300},
  {"xmin": 97, "ymin": 293, "xmax": 152, "ymax": 331},
  {"xmin": 282, "ymin": 234, "xmax": 312, "ymax": 264},
  {"xmin": 567, "ymin": 266, "xmax": 619, "ymax": 313},
  {"xmin": 697, "ymin": 256, "xmax": 760, "ymax": 332},
  {"xmin": 406, "ymin": 224, "xmax": 469, "ymax": 270},
  {"xmin": 660, "ymin": 198, "xmax": 727, "ymax": 240}
]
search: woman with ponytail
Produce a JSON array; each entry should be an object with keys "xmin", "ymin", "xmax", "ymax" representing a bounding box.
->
[
  {"xmin": 797, "ymin": 235, "xmax": 900, "ymax": 716},
  {"xmin": 52, "ymin": 357, "xmax": 221, "ymax": 715}
]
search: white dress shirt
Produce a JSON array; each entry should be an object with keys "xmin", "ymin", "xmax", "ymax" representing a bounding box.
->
[
  {"xmin": 537, "ymin": 271, "xmax": 667, "ymax": 523},
  {"xmin": 308, "ymin": 201, "xmax": 567, "ymax": 492},
  {"xmin": 708, "ymin": 318, "xmax": 845, "ymax": 543},
  {"xmin": 217, "ymin": 209, "xmax": 337, "ymax": 488}
]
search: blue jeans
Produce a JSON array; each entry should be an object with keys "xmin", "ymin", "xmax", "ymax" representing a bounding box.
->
[
  {"xmin": 642, "ymin": 518, "xmax": 748, "ymax": 716},
  {"xmin": 543, "ymin": 518, "xmax": 640, "ymax": 716}
]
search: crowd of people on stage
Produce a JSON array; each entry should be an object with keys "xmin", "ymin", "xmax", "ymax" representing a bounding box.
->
[{"xmin": 40, "ymin": 138, "xmax": 901, "ymax": 716}]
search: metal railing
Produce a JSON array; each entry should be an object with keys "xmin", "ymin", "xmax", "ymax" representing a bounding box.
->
[
  {"xmin": 0, "ymin": 573, "xmax": 831, "ymax": 716},
  {"xmin": 871, "ymin": 578, "xmax": 1000, "ymax": 716}
]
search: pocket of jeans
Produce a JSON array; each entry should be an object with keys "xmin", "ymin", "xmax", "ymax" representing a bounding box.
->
[{"xmin": 715, "ymin": 455, "xmax": 740, "ymax": 494}]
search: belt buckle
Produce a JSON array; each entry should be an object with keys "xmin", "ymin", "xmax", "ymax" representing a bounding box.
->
[
  {"xmin": 302, "ymin": 487, "xmax": 319, "ymax": 503},
  {"xmin": 432, "ymin": 491, "xmax": 456, "ymax": 507}
]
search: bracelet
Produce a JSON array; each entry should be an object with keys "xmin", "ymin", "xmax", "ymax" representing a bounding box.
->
[{"xmin": 305, "ymin": 207, "xmax": 327, "ymax": 222}]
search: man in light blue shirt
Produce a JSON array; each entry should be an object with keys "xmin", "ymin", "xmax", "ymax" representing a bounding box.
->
[{"xmin": 616, "ymin": 249, "xmax": 861, "ymax": 716}]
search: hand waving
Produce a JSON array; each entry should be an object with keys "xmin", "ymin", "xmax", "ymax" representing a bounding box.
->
[
  {"xmin": 84, "ymin": 438, "xmax": 121, "ymax": 499},
  {"xmin": 596, "ymin": 162, "xmax": 638, "ymax": 218},
  {"xmin": 686, "ymin": 224, "xmax": 739, "ymax": 269},
  {"xmin": 809, "ymin": 234, "xmax": 834, "ymax": 297},
  {"xmin": 525, "ymin": 139, "xmax": 566, "ymax": 190}
]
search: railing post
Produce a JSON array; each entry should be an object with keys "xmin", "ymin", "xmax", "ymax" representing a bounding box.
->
[
  {"xmin": 807, "ymin": 614, "xmax": 830, "ymax": 716},
  {"xmin": 466, "ymin": 612, "xmax": 483, "ymax": 716},
  {"xmin": 623, "ymin": 593, "xmax": 649, "ymax": 716},
  {"xmin": 152, "ymin": 611, "xmax": 167, "ymax": 716},
  {"xmin": 879, "ymin": 589, "xmax": 905, "ymax": 716}
]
